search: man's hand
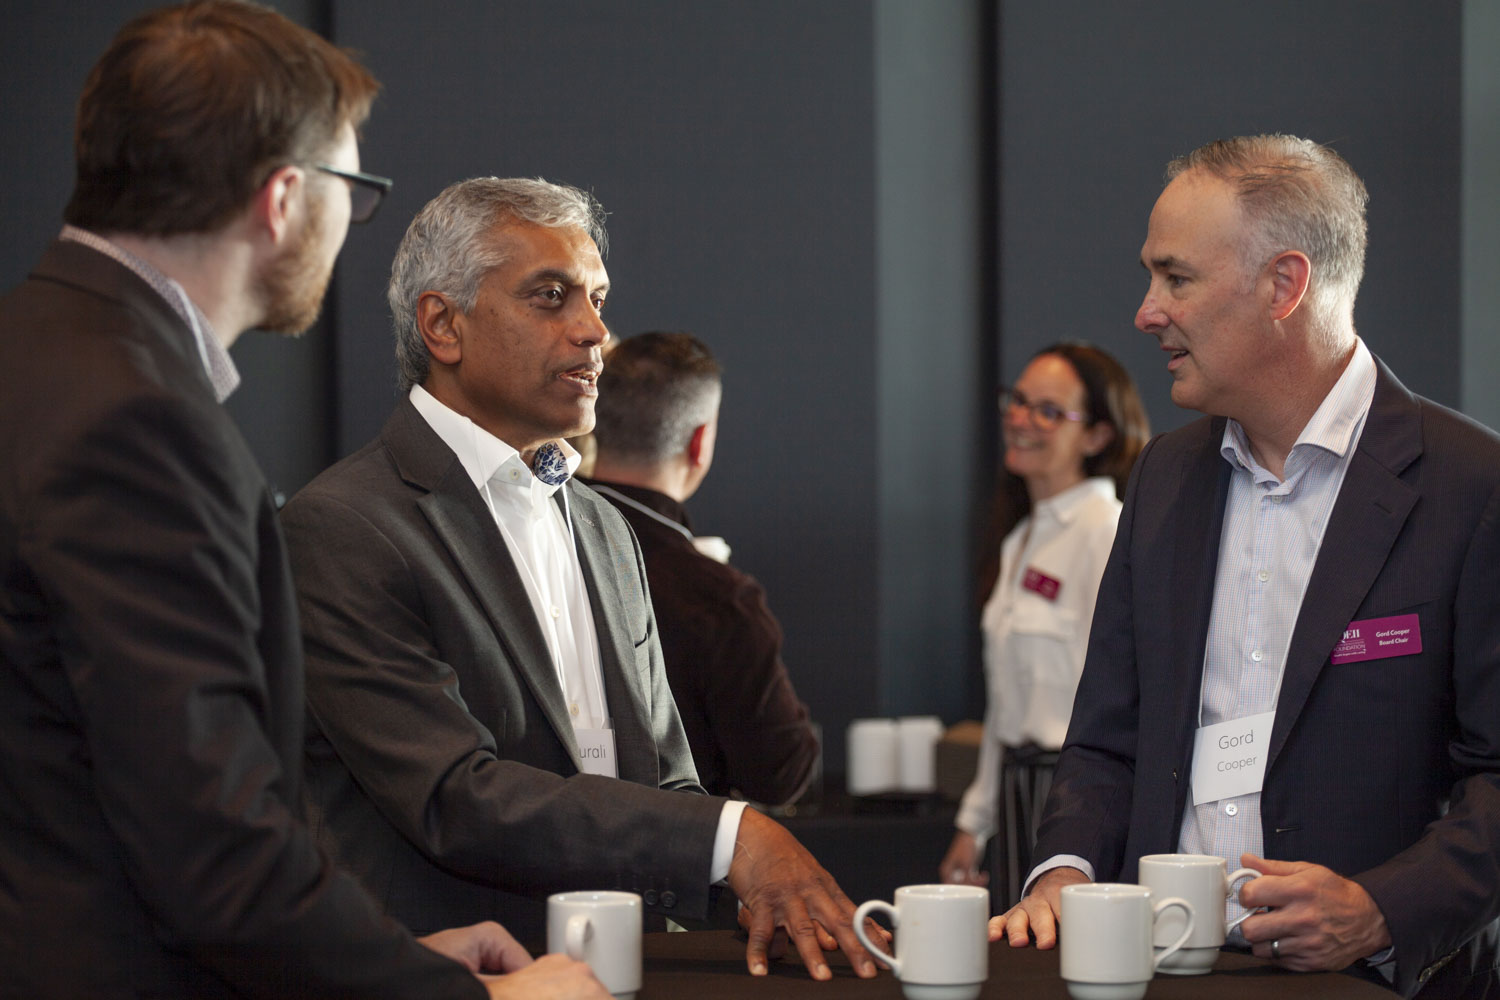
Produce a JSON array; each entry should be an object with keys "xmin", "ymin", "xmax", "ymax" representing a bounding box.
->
[
  {"xmin": 986, "ymin": 866, "xmax": 1089, "ymax": 949},
  {"xmin": 1236, "ymin": 853, "xmax": 1392, "ymax": 972},
  {"xmin": 939, "ymin": 831, "xmax": 991, "ymax": 887},
  {"xmin": 418, "ymin": 920, "xmax": 533, "ymax": 974},
  {"xmin": 479, "ymin": 955, "xmax": 611, "ymax": 999},
  {"xmin": 727, "ymin": 806, "xmax": 887, "ymax": 980}
]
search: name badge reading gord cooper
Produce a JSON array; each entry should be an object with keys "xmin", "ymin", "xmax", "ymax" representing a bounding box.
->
[
  {"xmin": 1331, "ymin": 613, "xmax": 1422, "ymax": 665},
  {"xmin": 1190, "ymin": 711, "xmax": 1275, "ymax": 806},
  {"xmin": 576, "ymin": 727, "xmax": 619, "ymax": 779}
]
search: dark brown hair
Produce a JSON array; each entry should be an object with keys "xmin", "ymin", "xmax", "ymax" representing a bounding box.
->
[
  {"xmin": 977, "ymin": 342, "xmax": 1150, "ymax": 600},
  {"xmin": 65, "ymin": 0, "xmax": 379, "ymax": 236},
  {"xmin": 593, "ymin": 332, "xmax": 723, "ymax": 465}
]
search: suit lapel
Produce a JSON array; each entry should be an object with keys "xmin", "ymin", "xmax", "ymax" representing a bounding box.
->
[
  {"xmin": 383, "ymin": 402, "xmax": 582, "ymax": 765},
  {"xmin": 1172, "ymin": 422, "xmax": 1233, "ymax": 757},
  {"xmin": 1268, "ymin": 361, "xmax": 1421, "ymax": 769},
  {"xmin": 564, "ymin": 485, "xmax": 658, "ymax": 784}
]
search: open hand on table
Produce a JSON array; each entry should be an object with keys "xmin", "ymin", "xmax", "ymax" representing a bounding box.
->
[
  {"xmin": 1235, "ymin": 853, "xmax": 1391, "ymax": 972},
  {"xmin": 728, "ymin": 806, "xmax": 891, "ymax": 980},
  {"xmin": 986, "ymin": 865, "xmax": 1089, "ymax": 949}
]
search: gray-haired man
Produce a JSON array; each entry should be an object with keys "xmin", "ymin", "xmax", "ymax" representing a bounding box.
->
[{"xmin": 282, "ymin": 177, "xmax": 880, "ymax": 981}]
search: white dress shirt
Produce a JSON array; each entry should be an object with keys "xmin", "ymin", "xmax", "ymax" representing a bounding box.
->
[
  {"xmin": 956, "ymin": 476, "xmax": 1121, "ymax": 845},
  {"xmin": 408, "ymin": 386, "xmax": 744, "ymax": 881},
  {"xmin": 1181, "ymin": 337, "xmax": 1376, "ymax": 926}
]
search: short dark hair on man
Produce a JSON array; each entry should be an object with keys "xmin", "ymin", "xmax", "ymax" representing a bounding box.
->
[
  {"xmin": 64, "ymin": 0, "xmax": 379, "ymax": 237},
  {"xmin": 593, "ymin": 332, "xmax": 723, "ymax": 465}
]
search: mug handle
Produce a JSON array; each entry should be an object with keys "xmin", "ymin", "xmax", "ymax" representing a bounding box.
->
[
  {"xmin": 852, "ymin": 900, "xmax": 901, "ymax": 978},
  {"xmin": 1225, "ymin": 868, "xmax": 1261, "ymax": 934},
  {"xmin": 1150, "ymin": 897, "xmax": 1195, "ymax": 970},
  {"xmin": 564, "ymin": 913, "xmax": 593, "ymax": 960}
]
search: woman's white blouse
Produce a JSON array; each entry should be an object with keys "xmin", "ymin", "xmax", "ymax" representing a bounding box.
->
[{"xmin": 954, "ymin": 476, "xmax": 1122, "ymax": 843}]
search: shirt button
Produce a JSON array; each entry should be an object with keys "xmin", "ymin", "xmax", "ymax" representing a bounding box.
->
[
  {"xmin": 660, "ymin": 890, "xmax": 677, "ymax": 908},
  {"xmin": 643, "ymin": 890, "xmax": 660, "ymax": 907},
  {"xmin": 1258, "ymin": 570, "xmax": 1270, "ymax": 583},
  {"xmin": 1271, "ymin": 495, "xmax": 1284, "ymax": 504},
  {"xmin": 550, "ymin": 605, "xmax": 562, "ymax": 618},
  {"xmin": 508, "ymin": 469, "xmax": 519, "ymax": 480},
  {"xmin": 1225, "ymin": 803, "xmax": 1239, "ymax": 817},
  {"xmin": 569, "ymin": 702, "xmax": 579, "ymax": 717},
  {"xmin": 1251, "ymin": 649, "xmax": 1264, "ymax": 662}
]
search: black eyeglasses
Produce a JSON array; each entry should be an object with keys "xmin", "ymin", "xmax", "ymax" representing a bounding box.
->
[
  {"xmin": 999, "ymin": 387, "xmax": 1086, "ymax": 431},
  {"xmin": 317, "ymin": 164, "xmax": 393, "ymax": 223}
]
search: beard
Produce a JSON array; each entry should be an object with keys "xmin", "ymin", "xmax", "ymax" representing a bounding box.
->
[{"xmin": 256, "ymin": 196, "xmax": 334, "ymax": 336}]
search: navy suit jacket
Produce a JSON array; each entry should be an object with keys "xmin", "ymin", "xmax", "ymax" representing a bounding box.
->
[{"xmin": 1035, "ymin": 359, "xmax": 1500, "ymax": 997}]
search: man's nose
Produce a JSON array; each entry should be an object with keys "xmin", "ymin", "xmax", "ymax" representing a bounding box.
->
[{"xmin": 1135, "ymin": 289, "xmax": 1165, "ymax": 333}]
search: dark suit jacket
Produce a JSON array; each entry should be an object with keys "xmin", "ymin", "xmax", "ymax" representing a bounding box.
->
[
  {"xmin": 281, "ymin": 400, "xmax": 725, "ymax": 945},
  {"xmin": 584, "ymin": 480, "xmax": 819, "ymax": 805},
  {"xmin": 0, "ymin": 241, "xmax": 481, "ymax": 998},
  {"xmin": 1035, "ymin": 360, "xmax": 1500, "ymax": 998}
]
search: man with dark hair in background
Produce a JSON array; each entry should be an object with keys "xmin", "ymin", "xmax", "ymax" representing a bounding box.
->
[
  {"xmin": 585, "ymin": 332, "xmax": 820, "ymax": 807},
  {"xmin": 0, "ymin": 4, "xmax": 604, "ymax": 997}
]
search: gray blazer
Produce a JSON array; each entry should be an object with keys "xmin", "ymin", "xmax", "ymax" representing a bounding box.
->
[
  {"xmin": 1035, "ymin": 359, "xmax": 1500, "ymax": 997},
  {"xmin": 282, "ymin": 399, "xmax": 724, "ymax": 944}
]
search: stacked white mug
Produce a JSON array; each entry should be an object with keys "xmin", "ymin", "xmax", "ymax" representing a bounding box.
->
[{"xmin": 1058, "ymin": 883, "xmax": 1194, "ymax": 1000}]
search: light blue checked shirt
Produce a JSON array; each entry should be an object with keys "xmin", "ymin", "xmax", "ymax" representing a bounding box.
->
[
  {"xmin": 1181, "ymin": 337, "xmax": 1376, "ymax": 927},
  {"xmin": 59, "ymin": 225, "xmax": 240, "ymax": 402}
]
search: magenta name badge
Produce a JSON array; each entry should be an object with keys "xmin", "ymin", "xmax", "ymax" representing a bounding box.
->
[
  {"xmin": 1330, "ymin": 613, "xmax": 1422, "ymax": 665},
  {"xmin": 1021, "ymin": 568, "xmax": 1061, "ymax": 601}
]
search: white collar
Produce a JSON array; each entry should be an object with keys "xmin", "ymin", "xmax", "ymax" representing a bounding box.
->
[{"xmin": 408, "ymin": 384, "xmax": 580, "ymax": 495}]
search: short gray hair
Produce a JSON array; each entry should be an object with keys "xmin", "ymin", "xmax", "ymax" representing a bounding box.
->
[
  {"xmin": 593, "ymin": 332, "xmax": 722, "ymax": 465},
  {"xmin": 1166, "ymin": 134, "xmax": 1368, "ymax": 330},
  {"xmin": 388, "ymin": 176, "xmax": 608, "ymax": 391}
]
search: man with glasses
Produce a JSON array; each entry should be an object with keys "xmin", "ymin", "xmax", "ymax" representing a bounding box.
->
[{"xmin": 0, "ymin": 4, "xmax": 604, "ymax": 998}]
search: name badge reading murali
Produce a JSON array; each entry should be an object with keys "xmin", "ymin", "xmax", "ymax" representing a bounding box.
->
[
  {"xmin": 1021, "ymin": 568, "xmax": 1061, "ymax": 601},
  {"xmin": 575, "ymin": 727, "xmax": 618, "ymax": 779},
  {"xmin": 1330, "ymin": 613, "xmax": 1422, "ymax": 665}
]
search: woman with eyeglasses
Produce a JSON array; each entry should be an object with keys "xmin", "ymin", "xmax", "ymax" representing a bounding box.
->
[{"xmin": 938, "ymin": 342, "xmax": 1150, "ymax": 908}]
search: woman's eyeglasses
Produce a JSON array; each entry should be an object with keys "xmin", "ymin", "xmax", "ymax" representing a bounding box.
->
[{"xmin": 999, "ymin": 388, "xmax": 1086, "ymax": 431}]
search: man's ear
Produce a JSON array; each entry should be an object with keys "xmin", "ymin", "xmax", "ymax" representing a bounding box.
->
[
  {"xmin": 251, "ymin": 164, "xmax": 304, "ymax": 246},
  {"xmin": 687, "ymin": 419, "xmax": 718, "ymax": 472},
  {"xmin": 416, "ymin": 290, "xmax": 463, "ymax": 367},
  {"xmin": 1268, "ymin": 250, "xmax": 1311, "ymax": 321}
]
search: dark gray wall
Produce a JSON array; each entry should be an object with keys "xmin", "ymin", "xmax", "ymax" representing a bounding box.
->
[{"xmin": 999, "ymin": 0, "xmax": 1463, "ymax": 433}]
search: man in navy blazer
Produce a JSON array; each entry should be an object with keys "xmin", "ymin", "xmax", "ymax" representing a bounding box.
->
[{"xmin": 992, "ymin": 134, "xmax": 1500, "ymax": 998}]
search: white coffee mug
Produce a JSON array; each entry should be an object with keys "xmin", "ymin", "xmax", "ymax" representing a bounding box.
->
[
  {"xmin": 1059, "ymin": 883, "xmax": 1194, "ymax": 1000},
  {"xmin": 853, "ymin": 884, "xmax": 988, "ymax": 1000},
  {"xmin": 547, "ymin": 890, "xmax": 642, "ymax": 999},
  {"xmin": 847, "ymin": 718, "xmax": 900, "ymax": 795},
  {"xmin": 1137, "ymin": 854, "xmax": 1258, "ymax": 974}
]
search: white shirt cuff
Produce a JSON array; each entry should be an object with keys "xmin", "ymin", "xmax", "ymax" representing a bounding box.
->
[
  {"xmin": 1022, "ymin": 854, "xmax": 1095, "ymax": 897},
  {"xmin": 710, "ymin": 800, "xmax": 749, "ymax": 884}
]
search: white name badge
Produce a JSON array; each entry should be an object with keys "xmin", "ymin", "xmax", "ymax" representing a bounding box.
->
[
  {"xmin": 1190, "ymin": 711, "xmax": 1275, "ymax": 805},
  {"xmin": 575, "ymin": 727, "xmax": 619, "ymax": 778}
]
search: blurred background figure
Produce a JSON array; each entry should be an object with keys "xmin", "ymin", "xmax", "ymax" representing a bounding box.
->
[
  {"xmin": 938, "ymin": 342, "xmax": 1149, "ymax": 906},
  {"xmin": 587, "ymin": 332, "xmax": 821, "ymax": 807}
]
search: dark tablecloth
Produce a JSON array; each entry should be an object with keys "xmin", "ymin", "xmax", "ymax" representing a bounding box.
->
[{"xmin": 640, "ymin": 930, "xmax": 1393, "ymax": 998}]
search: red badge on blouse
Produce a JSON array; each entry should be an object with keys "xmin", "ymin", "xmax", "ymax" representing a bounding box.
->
[{"xmin": 1021, "ymin": 567, "xmax": 1061, "ymax": 601}]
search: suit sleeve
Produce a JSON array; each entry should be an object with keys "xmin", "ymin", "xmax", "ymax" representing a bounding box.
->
[
  {"xmin": 1352, "ymin": 481, "xmax": 1500, "ymax": 996},
  {"xmin": 699, "ymin": 575, "xmax": 819, "ymax": 806},
  {"xmin": 283, "ymin": 489, "xmax": 724, "ymax": 915},
  {"xmin": 1030, "ymin": 439, "xmax": 1159, "ymax": 881},
  {"xmin": 26, "ymin": 392, "xmax": 482, "ymax": 998}
]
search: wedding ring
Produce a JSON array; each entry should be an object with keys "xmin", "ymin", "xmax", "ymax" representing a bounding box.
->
[{"xmin": 1271, "ymin": 939, "xmax": 1281, "ymax": 959}]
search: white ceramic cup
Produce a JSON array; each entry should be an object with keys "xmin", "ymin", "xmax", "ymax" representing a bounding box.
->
[
  {"xmin": 1059, "ymin": 883, "xmax": 1194, "ymax": 1000},
  {"xmin": 1137, "ymin": 854, "xmax": 1259, "ymax": 975},
  {"xmin": 853, "ymin": 884, "xmax": 989, "ymax": 1000},
  {"xmin": 847, "ymin": 718, "xmax": 900, "ymax": 795},
  {"xmin": 547, "ymin": 890, "xmax": 642, "ymax": 999},
  {"xmin": 896, "ymin": 716, "xmax": 945, "ymax": 793}
]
